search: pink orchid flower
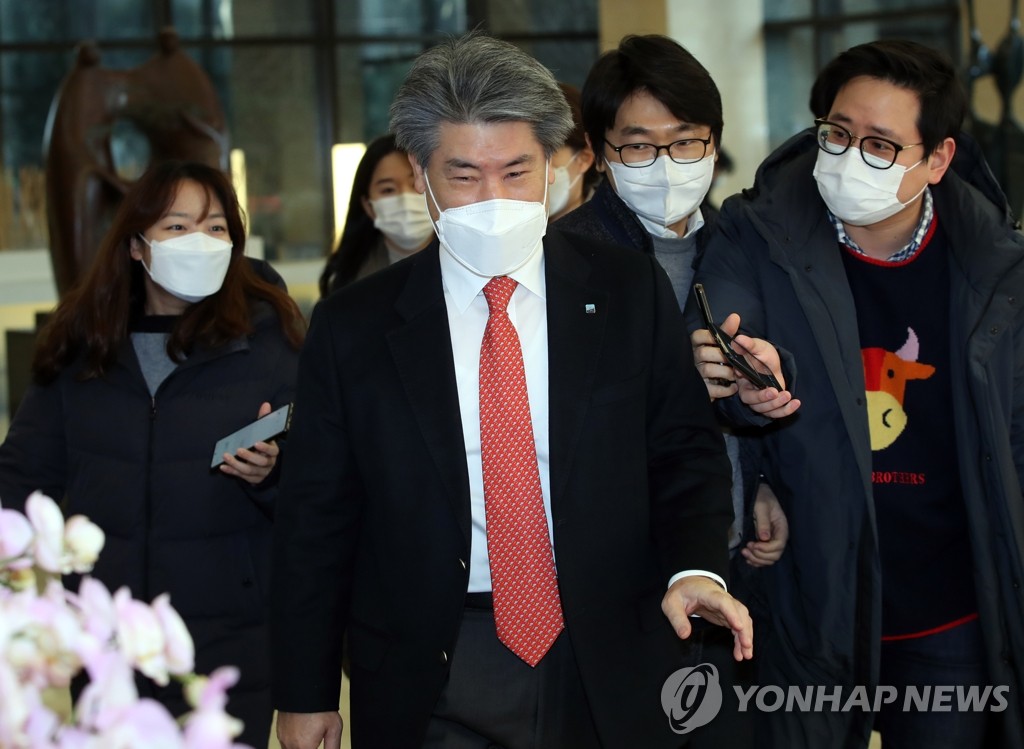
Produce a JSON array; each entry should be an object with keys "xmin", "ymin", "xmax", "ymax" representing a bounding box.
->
[
  {"xmin": 0, "ymin": 657, "xmax": 39, "ymax": 747},
  {"xmin": 74, "ymin": 651, "xmax": 138, "ymax": 732},
  {"xmin": 152, "ymin": 594, "xmax": 195, "ymax": 676},
  {"xmin": 113, "ymin": 588, "xmax": 168, "ymax": 685},
  {"xmin": 96, "ymin": 699, "xmax": 184, "ymax": 749},
  {"xmin": 0, "ymin": 504, "xmax": 33, "ymax": 568},
  {"xmin": 63, "ymin": 516, "xmax": 105, "ymax": 574},
  {"xmin": 25, "ymin": 492, "xmax": 65, "ymax": 574}
]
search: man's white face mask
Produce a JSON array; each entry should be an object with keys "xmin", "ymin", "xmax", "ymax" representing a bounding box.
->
[
  {"xmin": 424, "ymin": 164, "xmax": 549, "ymax": 278},
  {"xmin": 813, "ymin": 148, "xmax": 925, "ymax": 226},
  {"xmin": 607, "ymin": 152, "xmax": 715, "ymax": 233}
]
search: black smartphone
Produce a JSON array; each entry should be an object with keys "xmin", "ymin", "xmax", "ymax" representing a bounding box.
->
[
  {"xmin": 210, "ymin": 403, "xmax": 293, "ymax": 469},
  {"xmin": 692, "ymin": 284, "xmax": 782, "ymax": 391}
]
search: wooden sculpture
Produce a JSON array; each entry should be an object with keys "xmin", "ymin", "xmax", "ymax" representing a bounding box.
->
[{"xmin": 42, "ymin": 27, "xmax": 228, "ymax": 296}]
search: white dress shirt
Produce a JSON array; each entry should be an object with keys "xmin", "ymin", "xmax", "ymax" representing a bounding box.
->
[{"xmin": 439, "ymin": 244, "xmax": 725, "ymax": 594}]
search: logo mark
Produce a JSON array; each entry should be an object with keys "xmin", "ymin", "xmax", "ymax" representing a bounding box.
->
[
  {"xmin": 862, "ymin": 327, "xmax": 935, "ymax": 451},
  {"xmin": 661, "ymin": 662, "xmax": 723, "ymax": 734}
]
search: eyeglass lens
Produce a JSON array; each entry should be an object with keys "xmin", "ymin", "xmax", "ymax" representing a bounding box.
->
[
  {"xmin": 616, "ymin": 139, "xmax": 708, "ymax": 167},
  {"xmin": 816, "ymin": 122, "xmax": 899, "ymax": 168}
]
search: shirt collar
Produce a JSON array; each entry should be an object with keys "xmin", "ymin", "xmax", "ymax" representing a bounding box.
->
[
  {"xmin": 439, "ymin": 241, "xmax": 547, "ymax": 314},
  {"xmin": 829, "ymin": 188, "xmax": 934, "ymax": 263}
]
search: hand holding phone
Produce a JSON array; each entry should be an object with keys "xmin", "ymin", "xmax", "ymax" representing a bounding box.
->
[
  {"xmin": 211, "ymin": 403, "xmax": 292, "ymax": 470},
  {"xmin": 692, "ymin": 284, "xmax": 783, "ymax": 391}
]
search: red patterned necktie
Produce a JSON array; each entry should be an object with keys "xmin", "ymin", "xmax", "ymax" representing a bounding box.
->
[{"xmin": 479, "ymin": 276, "xmax": 564, "ymax": 667}]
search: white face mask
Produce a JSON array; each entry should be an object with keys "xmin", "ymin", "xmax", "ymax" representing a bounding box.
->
[
  {"xmin": 813, "ymin": 148, "xmax": 926, "ymax": 226},
  {"xmin": 138, "ymin": 231, "xmax": 233, "ymax": 303},
  {"xmin": 548, "ymin": 153, "xmax": 581, "ymax": 217},
  {"xmin": 607, "ymin": 153, "xmax": 715, "ymax": 235},
  {"xmin": 370, "ymin": 192, "xmax": 434, "ymax": 254},
  {"xmin": 424, "ymin": 166, "xmax": 549, "ymax": 278}
]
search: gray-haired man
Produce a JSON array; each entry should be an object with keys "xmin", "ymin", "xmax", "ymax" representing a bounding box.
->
[{"xmin": 271, "ymin": 32, "xmax": 752, "ymax": 749}]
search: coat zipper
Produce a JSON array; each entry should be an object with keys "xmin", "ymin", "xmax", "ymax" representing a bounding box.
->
[{"xmin": 143, "ymin": 395, "xmax": 156, "ymax": 602}]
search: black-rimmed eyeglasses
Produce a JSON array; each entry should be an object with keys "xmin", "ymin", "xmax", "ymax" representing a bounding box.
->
[
  {"xmin": 814, "ymin": 118, "xmax": 923, "ymax": 170},
  {"xmin": 605, "ymin": 136, "xmax": 712, "ymax": 168}
]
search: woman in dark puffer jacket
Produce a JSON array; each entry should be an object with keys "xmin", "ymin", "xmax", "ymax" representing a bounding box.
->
[{"xmin": 0, "ymin": 160, "xmax": 306, "ymax": 748}]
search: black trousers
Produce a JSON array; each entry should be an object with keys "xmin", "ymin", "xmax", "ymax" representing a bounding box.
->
[{"xmin": 423, "ymin": 604, "xmax": 602, "ymax": 749}]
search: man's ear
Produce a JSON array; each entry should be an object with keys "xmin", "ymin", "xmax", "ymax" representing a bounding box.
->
[
  {"xmin": 577, "ymin": 143, "xmax": 596, "ymax": 175},
  {"xmin": 409, "ymin": 153, "xmax": 427, "ymax": 193},
  {"xmin": 926, "ymin": 136, "xmax": 956, "ymax": 185},
  {"xmin": 586, "ymin": 133, "xmax": 606, "ymax": 174}
]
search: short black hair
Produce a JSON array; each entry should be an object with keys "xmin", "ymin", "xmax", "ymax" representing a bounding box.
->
[
  {"xmin": 809, "ymin": 39, "xmax": 966, "ymax": 155},
  {"xmin": 581, "ymin": 35, "xmax": 723, "ymax": 162},
  {"xmin": 558, "ymin": 81, "xmax": 602, "ymax": 194}
]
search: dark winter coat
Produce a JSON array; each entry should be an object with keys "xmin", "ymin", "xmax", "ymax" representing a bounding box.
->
[
  {"xmin": 554, "ymin": 178, "xmax": 720, "ymax": 260},
  {"xmin": 691, "ymin": 128, "xmax": 1024, "ymax": 748},
  {"xmin": 0, "ymin": 293, "xmax": 299, "ymax": 748}
]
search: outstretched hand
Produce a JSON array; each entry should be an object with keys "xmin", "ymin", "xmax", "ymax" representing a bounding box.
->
[{"xmin": 661, "ymin": 576, "xmax": 754, "ymax": 661}]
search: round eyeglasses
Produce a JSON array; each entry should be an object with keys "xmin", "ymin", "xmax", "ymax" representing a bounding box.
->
[
  {"xmin": 605, "ymin": 135, "xmax": 712, "ymax": 168},
  {"xmin": 814, "ymin": 118, "xmax": 922, "ymax": 170}
]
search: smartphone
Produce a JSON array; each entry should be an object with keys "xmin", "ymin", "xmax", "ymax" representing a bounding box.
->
[
  {"xmin": 210, "ymin": 403, "xmax": 293, "ymax": 469},
  {"xmin": 692, "ymin": 284, "xmax": 782, "ymax": 391}
]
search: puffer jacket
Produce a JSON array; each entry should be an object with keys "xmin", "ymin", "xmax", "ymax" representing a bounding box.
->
[{"xmin": 0, "ymin": 297, "xmax": 299, "ymax": 748}]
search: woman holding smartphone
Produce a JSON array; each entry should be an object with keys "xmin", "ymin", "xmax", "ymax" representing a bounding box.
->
[{"xmin": 0, "ymin": 160, "xmax": 305, "ymax": 747}]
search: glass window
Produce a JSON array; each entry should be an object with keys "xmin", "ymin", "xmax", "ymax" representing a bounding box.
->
[
  {"xmin": 337, "ymin": 41, "xmax": 422, "ymax": 142},
  {"xmin": 337, "ymin": 0, "xmax": 464, "ymax": 35},
  {"xmin": 173, "ymin": 0, "xmax": 315, "ymax": 39},
  {"xmin": 765, "ymin": 29, "xmax": 816, "ymax": 149},
  {"xmin": 485, "ymin": 0, "xmax": 596, "ymax": 34},
  {"xmin": 199, "ymin": 45, "xmax": 326, "ymax": 262},
  {"xmin": 817, "ymin": 16, "xmax": 956, "ymax": 65},
  {"xmin": 0, "ymin": 0, "xmax": 599, "ymax": 259},
  {"xmin": 0, "ymin": 47, "xmax": 152, "ymax": 251},
  {"xmin": 841, "ymin": 0, "xmax": 952, "ymax": 12},
  {"xmin": 520, "ymin": 39, "xmax": 598, "ymax": 89},
  {"xmin": 763, "ymin": 0, "xmax": 813, "ymax": 22},
  {"xmin": 0, "ymin": 0, "xmax": 156, "ymax": 43},
  {"xmin": 762, "ymin": 1, "xmax": 959, "ymax": 148}
]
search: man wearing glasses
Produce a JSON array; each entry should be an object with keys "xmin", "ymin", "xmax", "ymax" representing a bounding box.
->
[
  {"xmin": 690, "ymin": 39, "xmax": 1024, "ymax": 748},
  {"xmin": 556, "ymin": 33, "xmax": 789, "ymax": 748}
]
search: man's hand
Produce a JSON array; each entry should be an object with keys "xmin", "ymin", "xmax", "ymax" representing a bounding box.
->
[
  {"xmin": 219, "ymin": 401, "xmax": 281, "ymax": 485},
  {"xmin": 277, "ymin": 710, "xmax": 343, "ymax": 749},
  {"xmin": 695, "ymin": 313, "xmax": 801, "ymax": 419},
  {"xmin": 742, "ymin": 483, "xmax": 789, "ymax": 567},
  {"xmin": 691, "ymin": 327, "xmax": 738, "ymax": 400},
  {"xmin": 661, "ymin": 576, "xmax": 753, "ymax": 661}
]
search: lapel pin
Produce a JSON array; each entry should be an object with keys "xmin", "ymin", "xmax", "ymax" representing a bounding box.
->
[{"xmin": 585, "ymin": 303, "xmax": 596, "ymax": 314}]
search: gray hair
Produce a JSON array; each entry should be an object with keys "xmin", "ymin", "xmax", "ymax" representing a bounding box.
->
[{"xmin": 389, "ymin": 32, "xmax": 574, "ymax": 168}]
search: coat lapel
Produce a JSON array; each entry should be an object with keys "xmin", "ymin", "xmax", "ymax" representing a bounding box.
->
[
  {"xmin": 544, "ymin": 232, "xmax": 608, "ymax": 517},
  {"xmin": 765, "ymin": 208, "xmax": 874, "ymax": 487},
  {"xmin": 386, "ymin": 247, "xmax": 472, "ymax": 545}
]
